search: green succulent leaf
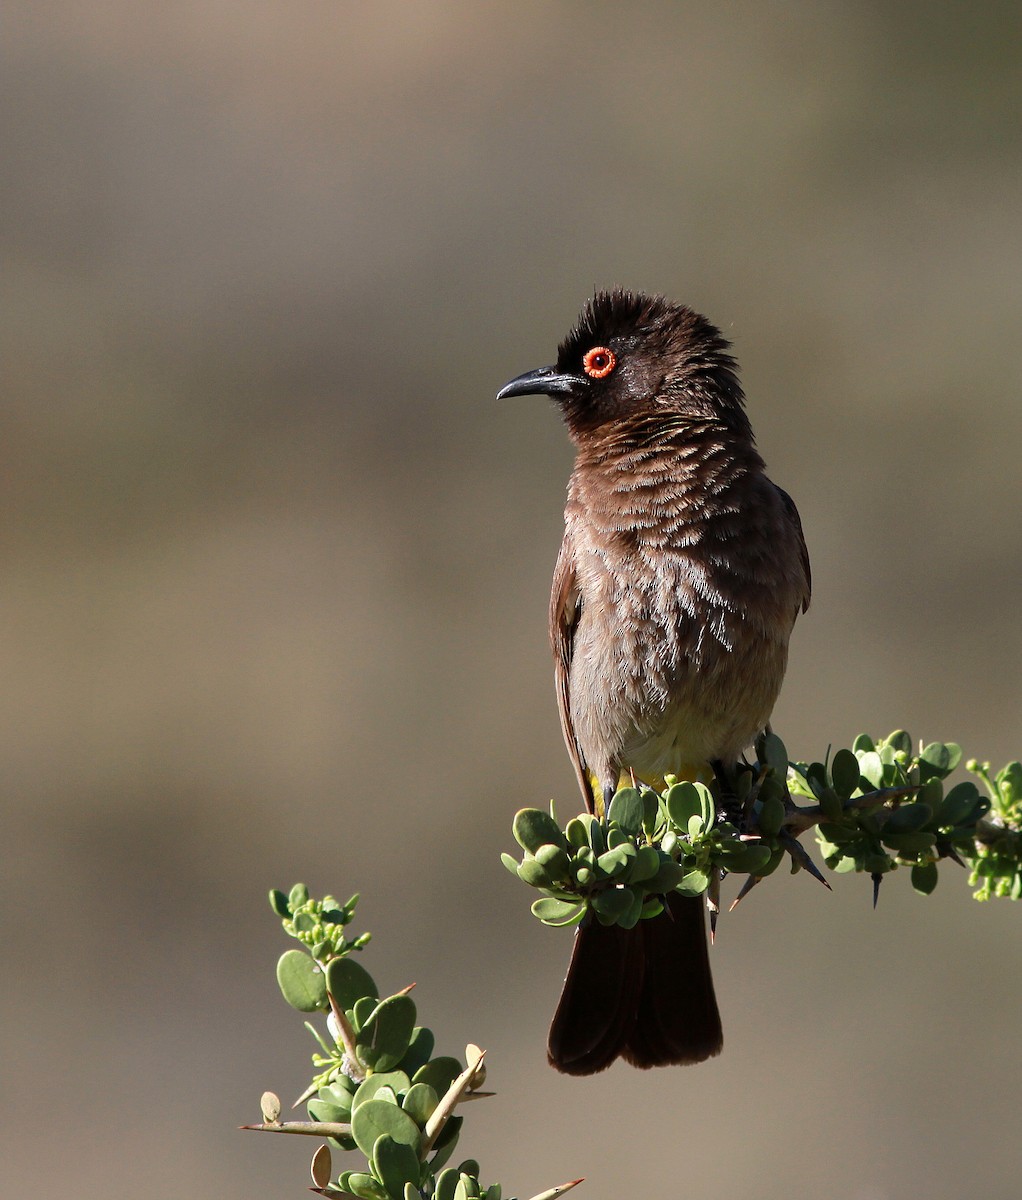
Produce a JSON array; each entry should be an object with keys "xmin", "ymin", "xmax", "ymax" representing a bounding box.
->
[
  {"xmin": 592, "ymin": 887, "xmax": 634, "ymax": 925},
  {"xmin": 640, "ymin": 787, "xmax": 661, "ymax": 834},
  {"xmin": 401, "ymin": 1081, "xmax": 439, "ymax": 1127},
  {"xmin": 397, "ymin": 1026, "xmax": 435, "ymax": 1078},
  {"xmin": 314, "ymin": 1080, "xmax": 352, "ymax": 1113},
  {"xmin": 804, "ymin": 761, "xmax": 829, "ymax": 798},
  {"xmin": 617, "ymin": 887, "xmax": 645, "ymax": 929},
  {"xmin": 564, "ymin": 818, "xmax": 589, "ymax": 847},
  {"xmin": 648, "ymin": 859, "xmax": 687, "ymax": 891},
  {"xmin": 698, "ymin": 783, "xmax": 715, "ymax": 828},
  {"xmin": 607, "ymin": 787, "xmax": 644, "ymax": 834},
  {"xmin": 911, "ymin": 861, "xmax": 939, "ymax": 895},
  {"xmin": 817, "ymin": 786, "xmax": 844, "ymax": 820},
  {"xmin": 759, "ymin": 845, "xmax": 785, "ymax": 877},
  {"xmin": 884, "ymin": 803, "xmax": 933, "ymax": 833},
  {"xmin": 918, "ymin": 778, "xmax": 944, "ymax": 808},
  {"xmin": 881, "ymin": 830, "xmax": 937, "ymax": 855},
  {"xmin": 352, "ymin": 1073, "xmax": 411, "ymax": 1111},
  {"xmin": 573, "ymin": 864, "xmax": 594, "ymax": 887},
  {"xmin": 585, "ymin": 818, "xmax": 607, "ymax": 854},
  {"xmin": 308, "ymin": 1096, "xmax": 351, "ymax": 1123},
  {"xmin": 936, "ymin": 782, "xmax": 983, "ymax": 827},
  {"xmin": 676, "ymin": 869, "xmax": 711, "ymax": 896},
  {"xmin": 886, "ymin": 730, "xmax": 913, "ymax": 756},
  {"xmin": 412, "ymin": 1057, "xmax": 463, "ymax": 1096},
  {"xmin": 373, "ymin": 1134, "xmax": 421, "ymax": 1200},
  {"xmin": 517, "ymin": 858, "xmax": 553, "ymax": 887},
  {"xmin": 857, "ymin": 751, "xmax": 884, "ymax": 789},
  {"xmin": 760, "ymin": 732, "xmax": 790, "ymax": 777},
  {"xmin": 353, "ymin": 994, "xmax": 378, "ymax": 1029},
  {"xmin": 358, "ymin": 995, "xmax": 417, "ymax": 1073},
  {"xmin": 995, "ymin": 761, "xmax": 1022, "ymax": 808},
  {"xmin": 664, "ymin": 781, "xmax": 703, "ymax": 830},
  {"xmin": 513, "ymin": 809, "xmax": 565, "ymax": 853},
  {"xmin": 818, "ymin": 821, "xmax": 856, "ymax": 844},
  {"xmin": 918, "ymin": 742, "xmax": 961, "ymax": 780},
  {"xmin": 597, "ymin": 844, "xmax": 636, "ymax": 878},
  {"xmin": 756, "ymin": 796, "xmax": 785, "ymax": 837},
  {"xmin": 831, "ymin": 749, "xmax": 861, "ymax": 800},
  {"xmin": 626, "ymin": 844, "xmax": 662, "ymax": 883},
  {"xmin": 275, "ymin": 949, "xmax": 328, "ymax": 1012},
  {"xmin": 534, "ymin": 843, "xmax": 571, "ymax": 880},
  {"xmin": 326, "ymin": 956, "xmax": 379, "ymax": 1011},
  {"xmin": 720, "ymin": 843, "xmax": 773, "ymax": 875},
  {"xmin": 531, "ymin": 897, "xmax": 587, "ymax": 926},
  {"xmin": 351, "ymin": 1098, "xmax": 422, "ymax": 1160},
  {"xmin": 342, "ymin": 1172, "xmax": 390, "ymax": 1200},
  {"xmin": 435, "ymin": 1169, "xmax": 461, "ymax": 1200}
]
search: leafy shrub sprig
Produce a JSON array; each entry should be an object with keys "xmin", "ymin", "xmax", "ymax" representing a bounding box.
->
[
  {"xmin": 505, "ymin": 731, "xmax": 1022, "ymax": 928},
  {"xmin": 246, "ymin": 885, "xmax": 582, "ymax": 1200}
]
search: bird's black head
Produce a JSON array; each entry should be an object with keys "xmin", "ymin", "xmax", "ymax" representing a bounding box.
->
[{"xmin": 497, "ymin": 289, "xmax": 752, "ymax": 444}]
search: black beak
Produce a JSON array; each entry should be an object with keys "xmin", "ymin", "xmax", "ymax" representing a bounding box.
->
[{"xmin": 496, "ymin": 365, "xmax": 585, "ymax": 401}]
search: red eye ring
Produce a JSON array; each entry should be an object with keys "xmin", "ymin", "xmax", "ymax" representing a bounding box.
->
[{"xmin": 582, "ymin": 346, "xmax": 617, "ymax": 379}]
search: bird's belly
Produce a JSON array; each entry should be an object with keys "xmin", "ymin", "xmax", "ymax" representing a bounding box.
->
[{"xmin": 568, "ymin": 603, "xmax": 789, "ymax": 786}]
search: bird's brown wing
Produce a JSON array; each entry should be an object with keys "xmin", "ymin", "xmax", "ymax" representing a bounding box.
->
[
  {"xmin": 549, "ymin": 538, "xmax": 595, "ymax": 813},
  {"xmin": 775, "ymin": 483, "xmax": 812, "ymax": 613}
]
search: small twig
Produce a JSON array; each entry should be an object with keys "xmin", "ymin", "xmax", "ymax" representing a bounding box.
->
[
  {"xmin": 240, "ymin": 1120, "xmax": 352, "ymax": 1137},
  {"xmin": 292, "ymin": 1078, "xmax": 322, "ymax": 1110},
  {"xmin": 420, "ymin": 1050, "xmax": 487, "ymax": 1158},
  {"xmin": 707, "ymin": 872, "xmax": 721, "ymax": 942},
  {"xmin": 779, "ymin": 832, "xmax": 832, "ymax": 889},
  {"xmin": 728, "ymin": 873, "xmax": 761, "ymax": 912},
  {"xmin": 328, "ymin": 992, "xmax": 364, "ymax": 1083},
  {"xmin": 783, "ymin": 786, "xmax": 920, "ymax": 836},
  {"xmin": 975, "ymin": 815, "xmax": 1021, "ymax": 845},
  {"xmin": 526, "ymin": 1179, "xmax": 586, "ymax": 1200},
  {"xmin": 743, "ymin": 764, "xmax": 770, "ymax": 828}
]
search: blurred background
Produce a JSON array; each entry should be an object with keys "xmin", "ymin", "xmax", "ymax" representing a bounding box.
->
[{"xmin": 4, "ymin": 3, "xmax": 1021, "ymax": 1197}]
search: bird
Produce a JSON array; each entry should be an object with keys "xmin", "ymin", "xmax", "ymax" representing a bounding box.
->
[{"xmin": 497, "ymin": 289, "xmax": 811, "ymax": 1074}]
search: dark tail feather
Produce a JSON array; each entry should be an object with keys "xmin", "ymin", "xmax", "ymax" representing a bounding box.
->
[
  {"xmin": 547, "ymin": 913, "xmax": 644, "ymax": 1075},
  {"xmin": 623, "ymin": 893, "xmax": 723, "ymax": 1068},
  {"xmin": 547, "ymin": 893, "xmax": 722, "ymax": 1075}
]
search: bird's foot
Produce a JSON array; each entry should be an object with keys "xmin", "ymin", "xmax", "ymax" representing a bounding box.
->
[{"xmin": 710, "ymin": 758, "xmax": 745, "ymax": 827}]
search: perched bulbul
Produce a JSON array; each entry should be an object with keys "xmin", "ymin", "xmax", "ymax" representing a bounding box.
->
[{"xmin": 497, "ymin": 290, "xmax": 811, "ymax": 1074}]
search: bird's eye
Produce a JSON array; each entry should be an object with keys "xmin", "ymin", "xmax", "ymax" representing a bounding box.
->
[{"xmin": 582, "ymin": 346, "xmax": 617, "ymax": 379}]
